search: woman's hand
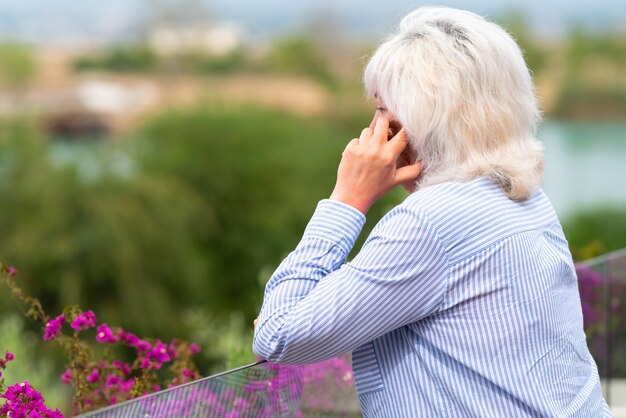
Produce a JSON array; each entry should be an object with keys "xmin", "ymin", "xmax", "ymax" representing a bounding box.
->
[{"xmin": 330, "ymin": 117, "xmax": 423, "ymax": 215}]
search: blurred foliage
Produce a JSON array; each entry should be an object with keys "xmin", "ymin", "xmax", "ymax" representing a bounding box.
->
[
  {"xmin": 0, "ymin": 105, "xmax": 406, "ymax": 375},
  {"xmin": 552, "ymin": 85, "xmax": 626, "ymax": 120},
  {"xmin": 553, "ymin": 27, "xmax": 626, "ymax": 119},
  {"xmin": 0, "ymin": 43, "xmax": 36, "ymax": 88},
  {"xmin": 0, "ymin": 314, "xmax": 71, "ymax": 410},
  {"xmin": 562, "ymin": 207, "xmax": 626, "ymax": 261},
  {"xmin": 183, "ymin": 308, "xmax": 255, "ymax": 373},
  {"xmin": 72, "ymin": 36, "xmax": 338, "ymax": 88},
  {"xmin": 497, "ymin": 12, "xmax": 547, "ymax": 76},
  {"xmin": 193, "ymin": 50, "xmax": 247, "ymax": 74},
  {"xmin": 266, "ymin": 36, "xmax": 336, "ymax": 87},
  {"xmin": 565, "ymin": 27, "xmax": 626, "ymax": 69},
  {"xmin": 73, "ymin": 46, "xmax": 157, "ymax": 72},
  {"xmin": 152, "ymin": 50, "xmax": 250, "ymax": 76},
  {"xmin": 137, "ymin": 105, "xmax": 345, "ymax": 317},
  {"xmin": 0, "ymin": 123, "xmax": 207, "ymax": 340}
]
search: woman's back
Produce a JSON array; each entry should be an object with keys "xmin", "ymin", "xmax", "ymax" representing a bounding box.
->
[{"xmin": 355, "ymin": 178, "xmax": 609, "ymax": 416}]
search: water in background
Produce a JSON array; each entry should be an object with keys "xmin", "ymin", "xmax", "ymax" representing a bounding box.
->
[{"xmin": 539, "ymin": 120, "xmax": 626, "ymax": 218}]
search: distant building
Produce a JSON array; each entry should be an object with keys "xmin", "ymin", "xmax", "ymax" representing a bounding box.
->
[{"xmin": 148, "ymin": 21, "xmax": 244, "ymax": 57}]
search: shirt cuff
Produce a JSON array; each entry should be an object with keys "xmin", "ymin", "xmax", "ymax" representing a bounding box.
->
[{"xmin": 302, "ymin": 199, "xmax": 366, "ymax": 255}]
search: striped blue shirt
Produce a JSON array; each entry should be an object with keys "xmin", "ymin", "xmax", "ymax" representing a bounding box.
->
[{"xmin": 253, "ymin": 177, "xmax": 611, "ymax": 417}]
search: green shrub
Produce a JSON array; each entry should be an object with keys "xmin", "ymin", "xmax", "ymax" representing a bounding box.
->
[
  {"xmin": 562, "ymin": 207, "xmax": 626, "ymax": 261},
  {"xmin": 0, "ymin": 43, "xmax": 36, "ymax": 87},
  {"xmin": 73, "ymin": 46, "xmax": 156, "ymax": 73}
]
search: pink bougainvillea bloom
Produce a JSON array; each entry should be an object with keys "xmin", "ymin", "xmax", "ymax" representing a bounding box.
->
[
  {"xmin": 86, "ymin": 369, "xmax": 99, "ymax": 383},
  {"xmin": 121, "ymin": 331, "xmax": 150, "ymax": 351},
  {"xmin": 95, "ymin": 323, "xmax": 118, "ymax": 343},
  {"xmin": 48, "ymin": 409, "xmax": 65, "ymax": 418},
  {"xmin": 120, "ymin": 378, "xmax": 134, "ymax": 393},
  {"xmin": 5, "ymin": 266, "xmax": 17, "ymax": 276},
  {"xmin": 118, "ymin": 329, "xmax": 139, "ymax": 346},
  {"xmin": 149, "ymin": 341, "xmax": 170, "ymax": 363},
  {"xmin": 105, "ymin": 374, "xmax": 121, "ymax": 388},
  {"xmin": 112, "ymin": 361, "xmax": 131, "ymax": 375},
  {"xmin": 61, "ymin": 369, "xmax": 72, "ymax": 385},
  {"xmin": 43, "ymin": 314, "xmax": 65, "ymax": 341},
  {"xmin": 70, "ymin": 310, "xmax": 97, "ymax": 331},
  {"xmin": 189, "ymin": 343, "xmax": 201, "ymax": 355},
  {"xmin": 138, "ymin": 357, "xmax": 151, "ymax": 369},
  {"xmin": 4, "ymin": 351, "xmax": 14, "ymax": 361},
  {"xmin": 0, "ymin": 381, "xmax": 63, "ymax": 418},
  {"xmin": 134, "ymin": 339, "xmax": 151, "ymax": 352},
  {"xmin": 167, "ymin": 339, "xmax": 179, "ymax": 358}
]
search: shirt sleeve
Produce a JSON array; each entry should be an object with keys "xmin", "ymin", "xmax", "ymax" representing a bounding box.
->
[{"xmin": 253, "ymin": 198, "xmax": 450, "ymax": 364}]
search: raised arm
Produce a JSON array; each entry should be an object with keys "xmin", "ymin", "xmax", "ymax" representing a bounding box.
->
[{"xmin": 253, "ymin": 199, "xmax": 449, "ymax": 363}]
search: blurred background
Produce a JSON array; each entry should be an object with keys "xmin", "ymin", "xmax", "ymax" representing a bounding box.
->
[{"xmin": 0, "ymin": 0, "xmax": 625, "ymax": 411}]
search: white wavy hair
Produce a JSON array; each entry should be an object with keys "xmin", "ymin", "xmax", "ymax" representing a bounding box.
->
[{"xmin": 364, "ymin": 7, "xmax": 543, "ymax": 201}]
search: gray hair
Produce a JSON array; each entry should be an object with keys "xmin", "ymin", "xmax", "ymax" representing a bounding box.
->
[{"xmin": 364, "ymin": 7, "xmax": 543, "ymax": 201}]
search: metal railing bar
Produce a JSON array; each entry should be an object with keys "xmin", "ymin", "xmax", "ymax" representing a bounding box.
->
[
  {"xmin": 78, "ymin": 359, "xmax": 268, "ymax": 417},
  {"xmin": 574, "ymin": 248, "xmax": 626, "ymax": 269}
]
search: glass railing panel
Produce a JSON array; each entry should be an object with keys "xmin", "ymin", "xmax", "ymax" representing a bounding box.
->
[
  {"xmin": 576, "ymin": 248, "xmax": 626, "ymax": 412},
  {"xmin": 79, "ymin": 357, "xmax": 360, "ymax": 418}
]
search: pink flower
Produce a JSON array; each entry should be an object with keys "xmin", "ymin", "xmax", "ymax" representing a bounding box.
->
[
  {"xmin": 138, "ymin": 357, "xmax": 151, "ymax": 369},
  {"xmin": 86, "ymin": 369, "xmax": 99, "ymax": 383},
  {"xmin": 95, "ymin": 323, "xmax": 118, "ymax": 343},
  {"xmin": 70, "ymin": 310, "xmax": 97, "ymax": 331},
  {"xmin": 0, "ymin": 381, "xmax": 63, "ymax": 418},
  {"xmin": 120, "ymin": 378, "xmax": 134, "ymax": 393},
  {"xmin": 118, "ymin": 329, "xmax": 139, "ymax": 346},
  {"xmin": 4, "ymin": 351, "xmax": 14, "ymax": 361},
  {"xmin": 168, "ymin": 339, "xmax": 179, "ymax": 358},
  {"xmin": 5, "ymin": 266, "xmax": 17, "ymax": 276},
  {"xmin": 43, "ymin": 314, "xmax": 65, "ymax": 341},
  {"xmin": 189, "ymin": 343, "xmax": 201, "ymax": 355},
  {"xmin": 134, "ymin": 339, "xmax": 151, "ymax": 352},
  {"xmin": 61, "ymin": 369, "xmax": 72, "ymax": 385},
  {"xmin": 112, "ymin": 361, "xmax": 131, "ymax": 375},
  {"xmin": 105, "ymin": 374, "xmax": 120, "ymax": 387},
  {"xmin": 148, "ymin": 340, "xmax": 170, "ymax": 363}
]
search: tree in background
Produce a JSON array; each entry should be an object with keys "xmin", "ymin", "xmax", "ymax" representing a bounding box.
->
[{"xmin": 0, "ymin": 43, "xmax": 36, "ymax": 88}]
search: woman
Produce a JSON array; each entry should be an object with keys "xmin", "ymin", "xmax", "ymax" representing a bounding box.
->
[{"xmin": 253, "ymin": 7, "xmax": 610, "ymax": 417}]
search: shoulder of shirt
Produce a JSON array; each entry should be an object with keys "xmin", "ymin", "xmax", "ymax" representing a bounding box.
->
[
  {"xmin": 400, "ymin": 177, "xmax": 552, "ymax": 217},
  {"xmin": 387, "ymin": 177, "xmax": 559, "ymax": 258}
]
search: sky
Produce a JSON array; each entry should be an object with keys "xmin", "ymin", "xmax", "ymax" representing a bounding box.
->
[{"xmin": 0, "ymin": 0, "xmax": 625, "ymax": 45}]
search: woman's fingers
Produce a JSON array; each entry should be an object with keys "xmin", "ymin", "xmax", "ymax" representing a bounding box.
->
[
  {"xmin": 388, "ymin": 128, "xmax": 409, "ymax": 154},
  {"xmin": 372, "ymin": 117, "xmax": 390, "ymax": 144},
  {"xmin": 395, "ymin": 161, "xmax": 423, "ymax": 185}
]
